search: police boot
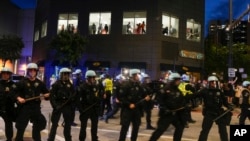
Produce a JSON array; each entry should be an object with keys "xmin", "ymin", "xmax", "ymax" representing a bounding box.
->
[{"xmin": 146, "ymin": 124, "xmax": 155, "ymax": 130}]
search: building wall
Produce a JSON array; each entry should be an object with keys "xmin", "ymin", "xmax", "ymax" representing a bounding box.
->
[
  {"xmin": 0, "ymin": 0, "xmax": 35, "ymax": 74},
  {"xmin": 33, "ymin": 0, "xmax": 205, "ymax": 80}
]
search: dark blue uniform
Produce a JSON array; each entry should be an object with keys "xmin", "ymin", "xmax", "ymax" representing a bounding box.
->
[
  {"xmin": 76, "ymin": 80, "xmax": 102, "ymax": 141},
  {"xmin": 118, "ymin": 80, "xmax": 146, "ymax": 141},
  {"xmin": 197, "ymin": 87, "xmax": 232, "ymax": 141},
  {"xmin": 14, "ymin": 78, "xmax": 49, "ymax": 141},
  {"xmin": 48, "ymin": 79, "xmax": 75, "ymax": 141},
  {"xmin": 0, "ymin": 79, "xmax": 16, "ymax": 141},
  {"xmin": 149, "ymin": 81, "xmax": 187, "ymax": 141}
]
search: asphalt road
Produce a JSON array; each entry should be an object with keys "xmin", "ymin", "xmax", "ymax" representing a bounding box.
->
[{"xmin": 0, "ymin": 100, "xmax": 249, "ymax": 141}]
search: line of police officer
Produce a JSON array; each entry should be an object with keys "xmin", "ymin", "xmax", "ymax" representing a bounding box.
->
[{"xmin": 0, "ymin": 63, "xmax": 241, "ymax": 141}]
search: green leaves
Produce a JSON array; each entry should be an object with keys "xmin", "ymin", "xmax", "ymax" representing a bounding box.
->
[
  {"xmin": 0, "ymin": 35, "xmax": 24, "ymax": 67},
  {"xmin": 49, "ymin": 31, "xmax": 88, "ymax": 67}
]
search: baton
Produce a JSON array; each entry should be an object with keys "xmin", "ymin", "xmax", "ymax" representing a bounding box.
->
[
  {"xmin": 82, "ymin": 102, "xmax": 98, "ymax": 113},
  {"xmin": 213, "ymin": 108, "xmax": 233, "ymax": 122},
  {"xmin": 25, "ymin": 95, "xmax": 45, "ymax": 102}
]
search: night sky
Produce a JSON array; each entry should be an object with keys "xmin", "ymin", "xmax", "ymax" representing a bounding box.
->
[{"xmin": 11, "ymin": 0, "xmax": 250, "ymax": 35}]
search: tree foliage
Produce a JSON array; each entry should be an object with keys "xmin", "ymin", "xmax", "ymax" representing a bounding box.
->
[
  {"xmin": 0, "ymin": 35, "xmax": 24, "ymax": 67},
  {"xmin": 49, "ymin": 31, "xmax": 88, "ymax": 67},
  {"xmin": 204, "ymin": 40, "xmax": 250, "ymax": 80}
]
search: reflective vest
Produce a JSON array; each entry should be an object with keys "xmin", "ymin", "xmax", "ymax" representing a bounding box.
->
[
  {"xmin": 103, "ymin": 78, "xmax": 113, "ymax": 92},
  {"xmin": 178, "ymin": 82, "xmax": 193, "ymax": 96}
]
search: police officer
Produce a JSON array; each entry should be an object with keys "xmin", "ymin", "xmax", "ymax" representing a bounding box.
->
[
  {"xmin": 48, "ymin": 67, "xmax": 75, "ymax": 141},
  {"xmin": 141, "ymin": 74, "xmax": 156, "ymax": 130},
  {"xmin": 101, "ymin": 74, "xmax": 113, "ymax": 116},
  {"xmin": 118, "ymin": 69, "xmax": 150, "ymax": 141},
  {"xmin": 178, "ymin": 74, "xmax": 196, "ymax": 128},
  {"xmin": 103, "ymin": 74, "xmax": 126, "ymax": 123},
  {"xmin": 197, "ymin": 76, "xmax": 233, "ymax": 141},
  {"xmin": 14, "ymin": 63, "xmax": 50, "ymax": 141},
  {"xmin": 0, "ymin": 67, "xmax": 16, "ymax": 141},
  {"xmin": 238, "ymin": 80, "xmax": 250, "ymax": 125},
  {"xmin": 149, "ymin": 72, "xmax": 188, "ymax": 141},
  {"xmin": 76, "ymin": 70, "xmax": 102, "ymax": 141}
]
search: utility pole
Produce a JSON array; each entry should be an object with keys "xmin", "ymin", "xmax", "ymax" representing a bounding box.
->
[
  {"xmin": 226, "ymin": 1, "xmax": 250, "ymax": 80},
  {"xmin": 227, "ymin": 0, "xmax": 233, "ymax": 80}
]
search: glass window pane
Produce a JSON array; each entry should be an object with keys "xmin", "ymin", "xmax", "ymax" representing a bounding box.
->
[
  {"xmin": 162, "ymin": 13, "xmax": 179, "ymax": 38},
  {"xmin": 34, "ymin": 30, "xmax": 39, "ymax": 41},
  {"xmin": 89, "ymin": 12, "xmax": 111, "ymax": 35},
  {"xmin": 41, "ymin": 21, "xmax": 47, "ymax": 38},
  {"xmin": 123, "ymin": 11, "xmax": 146, "ymax": 35},
  {"xmin": 186, "ymin": 19, "xmax": 201, "ymax": 41},
  {"xmin": 57, "ymin": 13, "xmax": 78, "ymax": 34}
]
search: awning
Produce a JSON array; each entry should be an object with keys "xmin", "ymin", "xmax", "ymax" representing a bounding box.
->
[
  {"xmin": 84, "ymin": 61, "xmax": 110, "ymax": 70},
  {"xmin": 118, "ymin": 62, "xmax": 147, "ymax": 69}
]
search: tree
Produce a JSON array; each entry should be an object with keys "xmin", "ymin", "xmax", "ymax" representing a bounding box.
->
[
  {"xmin": 204, "ymin": 37, "xmax": 250, "ymax": 80},
  {"xmin": 0, "ymin": 35, "xmax": 24, "ymax": 67},
  {"xmin": 49, "ymin": 31, "xmax": 88, "ymax": 68}
]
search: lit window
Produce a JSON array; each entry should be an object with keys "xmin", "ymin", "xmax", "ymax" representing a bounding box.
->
[
  {"xmin": 34, "ymin": 30, "xmax": 39, "ymax": 41},
  {"xmin": 186, "ymin": 19, "xmax": 201, "ymax": 41},
  {"xmin": 122, "ymin": 11, "xmax": 146, "ymax": 35},
  {"xmin": 162, "ymin": 13, "xmax": 179, "ymax": 38},
  {"xmin": 57, "ymin": 13, "xmax": 78, "ymax": 34},
  {"xmin": 89, "ymin": 12, "xmax": 111, "ymax": 35},
  {"xmin": 41, "ymin": 21, "xmax": 47, "ymax": 38}
]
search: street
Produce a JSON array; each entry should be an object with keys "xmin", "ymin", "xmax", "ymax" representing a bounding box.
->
[{"xmin": 0, "ymin": 100, "xmax": 249, "ymax": 141}]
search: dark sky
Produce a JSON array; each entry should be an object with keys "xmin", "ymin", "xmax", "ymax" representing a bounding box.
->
[{"xmin": 11, "ymin": 0, "xmax": 249, "ymax": 35}]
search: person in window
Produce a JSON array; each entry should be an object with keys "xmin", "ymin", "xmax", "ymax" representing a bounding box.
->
[
  {"xmin": 141, "ymin": 21, "xmax": 146, "ymax": 34},
  {"xmin": 136, "ymin": 23, "xmax": 142, "ymax": 34},
  {"xmin": 104, "ymin": 24, "xmax": 109, "ymax": 34},
  {"xmin": 162, "ymin": 26, "xmax": 168, "ymax": 35},
  {"xmin": 98, "ymin": 23, "xmax": 103, "ymax": 34},
  {"xmin": 126, "ymin": 22, "xmax": 132, "ymax": 34},
  {"xmin": 92, "ymin": 23, "xmax": 96, "ymax": 34}
]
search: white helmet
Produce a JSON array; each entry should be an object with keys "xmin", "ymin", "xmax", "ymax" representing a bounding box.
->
[
  {"xmin": 116, "ymin": 74, "xmax": 126, "ymax": 81},
  {"xmin": 129, "ymin": 69, "xmax": 140, "ymax": 77},
  {"xmin": 207, "ymin": 76, "xmax": 218, "ymax": 81},
  {"xmin": 59, "ymin": 67, "xmax": 71, "ymax": 75},
  {"xmin": 85, "ymin": 70, "xmax": 96, "ymax": 78},
  {"xmin": 242, "ymin": 81, "xmax": 250, "ymax": 87},
  {"xmin": 182, "ymin": 74, "xmax": 190, "ymax": 82},
  {"xmin": 73, "ymin": 69, "xmax": 82, "ymax": 74},
  {"xmin": 1, "ymin": 67, "xmax": 12, "ymax": 73},
  {"xmin": 27, "ymin": 63, "xmax": 38, "ymax": 70},
  {"xmin": 168, "ymin": 72, "xmax": 181, "ymax": 81}
]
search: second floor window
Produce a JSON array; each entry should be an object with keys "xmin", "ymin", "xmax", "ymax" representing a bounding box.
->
[
  {"xmin": 57, "ymin": 13, "xmax": 78, "ymax": 34},
  {"xmin": 89, "ymin": 12, "xmax": 111, "ymax": 35},
  {"xmin": 41, "ymin": 21, "xmax": 47, "ymax": 38},
  {"xmin": 34, "ymin": 30, "xmax": 39, "ymax": 42},
  {"xmin": 123, "ymin": 11, "xmax": 147, "ymax": 35},
  {"xmin": 186, "ymin": 19, "xmax": 201, "ymax": 42},
  {"xmin": 162, "ymin": 13, "xmax": 179, "ymax": 38}
]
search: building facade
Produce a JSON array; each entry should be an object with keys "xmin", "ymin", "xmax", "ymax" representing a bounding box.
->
[
  {"xmin": 33, "ymin": 0, "xmax": 205, "ymax": 84},
  {"xmin": 0, "ymin": 0, "xmax": 35, "ymax": 75}
]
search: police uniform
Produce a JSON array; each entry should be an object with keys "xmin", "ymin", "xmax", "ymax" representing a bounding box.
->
[
  {"xmin": 76, "ymin": 70, "xmax": 102, "ymax": 141},
  {"xmin": 48, "ymin": 68, "xmax": 75, "ymax": 141},
  {"xmin": 197, "ymin": 76, "xmax": 232, "ymax": 141},
  {"xmin": 118, "ymin": 69, "xmax": 147, "ymax": 141},
  {"xmin": 149, "ymin": 73, "xmax": 187, "ymax": 141},
  {"xmin": 0, "ymin": 76, "xmax": 16, "ymax": 141},
  {"xmin": 14, "ymin": 77, "xmax": 49, "ymax": 141},
  {"xmin": 238, "ymin": 81, "xmax": 250, "ymax": 125},
  {"xmin": 141, "ymin": 77, "xmax": 155, "ymax": 130}
]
